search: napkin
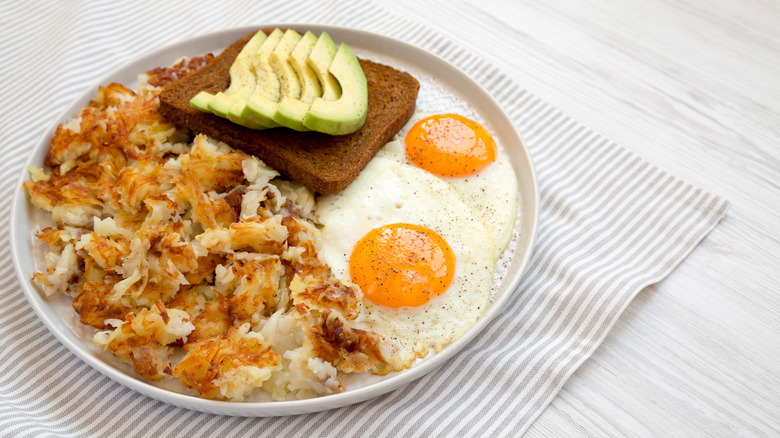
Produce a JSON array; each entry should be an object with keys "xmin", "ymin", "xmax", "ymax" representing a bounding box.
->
[{"xmin": 0, "ymin": 0, "xmax": 728, "ymax": 436}]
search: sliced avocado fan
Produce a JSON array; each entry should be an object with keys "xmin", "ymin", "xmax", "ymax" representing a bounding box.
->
[
  {"xmin": 273, "ymin": 31, "xmax": 321, "ymax": 131},
  {"xmin": 303, "ymin": 43, "xmax": 367, "ymax": 135},
  {"xmin": 191, "ymin": 28, "xmax": 368, "ymax": 136},
  {"xmin": 307, "ymin": 31, "xmax": 341, "ymax": 101},
  {"xmin": 189, "ymin": 30, "xmax": 267, "ymax": 129},
  {"xmin": 241, "ymin": 28, "xmax": 285, "ymax": 128}
]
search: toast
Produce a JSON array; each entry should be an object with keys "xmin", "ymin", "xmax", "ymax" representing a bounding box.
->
[{"xmin": 159, "ymin": 31, "xmax": 420, "ymax": 194}]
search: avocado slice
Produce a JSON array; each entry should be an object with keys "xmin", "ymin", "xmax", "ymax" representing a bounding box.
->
[
  {"xmin": 208, "ymin": 30, "xmax": 267, "ymax": 128},
  {"xmin": 266, "ymin": 30, "xmax": 310, "ymax": 131},
  {"xmin": 190, "ymin": 91, "xmax": 214, "ymax": 112},
  {"xmin": 207, "ymin": 93, "xmax": 234, "ymax": 118},
  {"xmin": 189, "ymin": 31, "xmax": 266, "ymax": 123},
  {"xmin": 241, "ymin": 29, "xmax": 284, "ymax": 128},
  {"xmin": 303, "ymin": 43, "xmax": 367, "ymax": 135},
  {"xmin": 307, "ymin": 31, "xmax": 341, "ymax": 101},
  {"xmin": 273, "ymin": 31, "xmax": 323, "ymax": 131},
  {"xmin": 290, "ymin": 32, "xmax": 323, "ymax": 102}
]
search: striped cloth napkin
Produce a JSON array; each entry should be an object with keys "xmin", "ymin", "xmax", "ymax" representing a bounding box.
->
[{"xmin": 0, "ymin": 1, "xmax": 728, "ymax": 436}]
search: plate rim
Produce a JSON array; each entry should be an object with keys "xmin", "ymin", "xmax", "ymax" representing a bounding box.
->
[{"xmin": 10, "ymin": 23, "xmax": 539, "ymax": 416}]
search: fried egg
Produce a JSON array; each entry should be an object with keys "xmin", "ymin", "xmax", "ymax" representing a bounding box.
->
[
  {"xmin": 316, "ymin": 111, "xmax": 518, "ymax": 365},
  {"xmin": 384, "ymin": 111, "xmax": 518, "ymax": 261},
  {"xmin": 316, "ymin": 155, "xmax": 496, "ymax": 363}
]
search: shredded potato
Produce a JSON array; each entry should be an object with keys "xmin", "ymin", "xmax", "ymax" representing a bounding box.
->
[{"xmin": 23, "ymin": 57, "xmax": 406, "ymax": 400}]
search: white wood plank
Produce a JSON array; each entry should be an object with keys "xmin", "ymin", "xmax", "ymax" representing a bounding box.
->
[{"xmin": 386, "ymin": 0, "xmax": 780, "ymax": 434}]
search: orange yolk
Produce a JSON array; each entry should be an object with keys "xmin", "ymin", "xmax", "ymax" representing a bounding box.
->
[
  {"xmin": 404, "ymin": 113, "xmax": 497, "ymax": 177},
  {"xmin": 349, "ymin": 223, "xmax": 456, "ymax": 308}
]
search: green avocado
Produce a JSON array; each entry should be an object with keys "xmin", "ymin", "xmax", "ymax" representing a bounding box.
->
[
  {"xmin": 303, "ymin": 43, "xmax": 367, "ymax": 135},
  {"xmin": 274, "ymin": 30, "xmax": 322, "ymax": 131},
  {"xmin": 190, "ymin": 30, "xmax": 267, "ymax": 125},
  {"xmin": 208, "ymin": 30, "xmax": 267, "ymax": 127},
  {"xmin": 307, "ymin": 31, "xmax": 341, "ymax": 101},
  {"xmin": 192, "ymin": 28, "xmax": 367, "ymax": 136},
  {"xmin": 267, "ymin": 30, "xmax": 309, "ymax": 131},
  {"xmin": 241, "ymin": 28, "xmax": 284, "ymax": 128},
  {"xmin": 190, "ymin": 91, "xmax": 214, "ymax": 112},
  {"xmin": 208, "ymin": 92, "xmax": 234, "ymax": 118}
]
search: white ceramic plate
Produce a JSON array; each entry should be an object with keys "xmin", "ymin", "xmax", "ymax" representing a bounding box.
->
[{"xmin": 10, "ymin": 25, "xmax": 538, "ymax": 416}]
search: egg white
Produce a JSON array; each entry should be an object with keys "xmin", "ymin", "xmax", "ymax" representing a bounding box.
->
[
  {"xmin": 387, "ymin": 111, "xmax": 518, "ymax": 261},
  {"xmin": 316, "ymin": 155, "xmax": 496, "ymax": 364}
]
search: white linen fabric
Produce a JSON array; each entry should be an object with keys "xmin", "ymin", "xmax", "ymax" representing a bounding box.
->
[{"xmin": 0, "ymin": 0, "xmax": 728, "ymax": 436}]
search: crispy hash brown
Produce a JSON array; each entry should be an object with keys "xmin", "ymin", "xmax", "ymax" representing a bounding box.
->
[{"xmin": 23, "ymin": 56, "xmax": 406, "ymax": 401}]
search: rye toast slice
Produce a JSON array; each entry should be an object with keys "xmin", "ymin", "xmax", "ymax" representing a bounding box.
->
[{"xmin": 159, "ymin": 31, "xmax": 420, "ymax": 194}]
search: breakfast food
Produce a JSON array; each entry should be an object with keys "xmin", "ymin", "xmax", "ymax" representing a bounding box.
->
[
  {"xmin": 160, "ymin": 30, "xmax": 419, "ymax": 194},
  {"xmin": 24, "ymin": 57, "xmax": 407, "ymax": 401},
  {"xmin": 316, "ymin": 155, "xmax": 498, "ymax": 362},
  {"xmin": 22, "ymin": 29, "xmax": 519, "ymax": 402},
  {"xmin": 191, "ymin": 29, "xmax": 366, "ymax": 135},
  {"xmin": 393, "ymin": 112, "xmax": 519, "ymax": 256},
  {"xmin": 315, "ymin": 110, "xmax": 518, "ymax": 362}
]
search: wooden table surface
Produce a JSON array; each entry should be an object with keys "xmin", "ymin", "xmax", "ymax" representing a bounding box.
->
[{"xmin": 385, "ymin": 0, "xmax": 780, "ymax": 435}]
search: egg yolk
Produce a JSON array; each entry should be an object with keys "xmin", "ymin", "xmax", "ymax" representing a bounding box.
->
[
  {"xmin": 404, "ymin": 113, "xmax": 497, "ymax": 177},
  {"xmin": 349, "ymin": 223, "xmax": 456, "ymax": 308}
]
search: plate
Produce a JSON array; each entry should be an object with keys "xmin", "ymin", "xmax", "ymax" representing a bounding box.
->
[{"xmin": 10, "ymin": 25, "xmax": 538, "ymax": 416}]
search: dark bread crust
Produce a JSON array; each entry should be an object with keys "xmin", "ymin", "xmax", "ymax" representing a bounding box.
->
[{"xmin": 159, "ymin": 31, "xmax": 420, "ymax": 194}]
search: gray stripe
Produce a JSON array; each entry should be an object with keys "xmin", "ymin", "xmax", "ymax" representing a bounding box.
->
[
  {"xmin": 507, "ymin": 192, "xmax": 724, "ymax": 433},
  {"xmin": 386, "ymin": 156, "xmax": 658, "ymax": 432},
  {"xmin": 407, "ymin": 162, "xmax": 665, "ymax": 434},
  {"xmin": 495, "ymin": 184, "xmax": 708, "ymax": 431}
]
